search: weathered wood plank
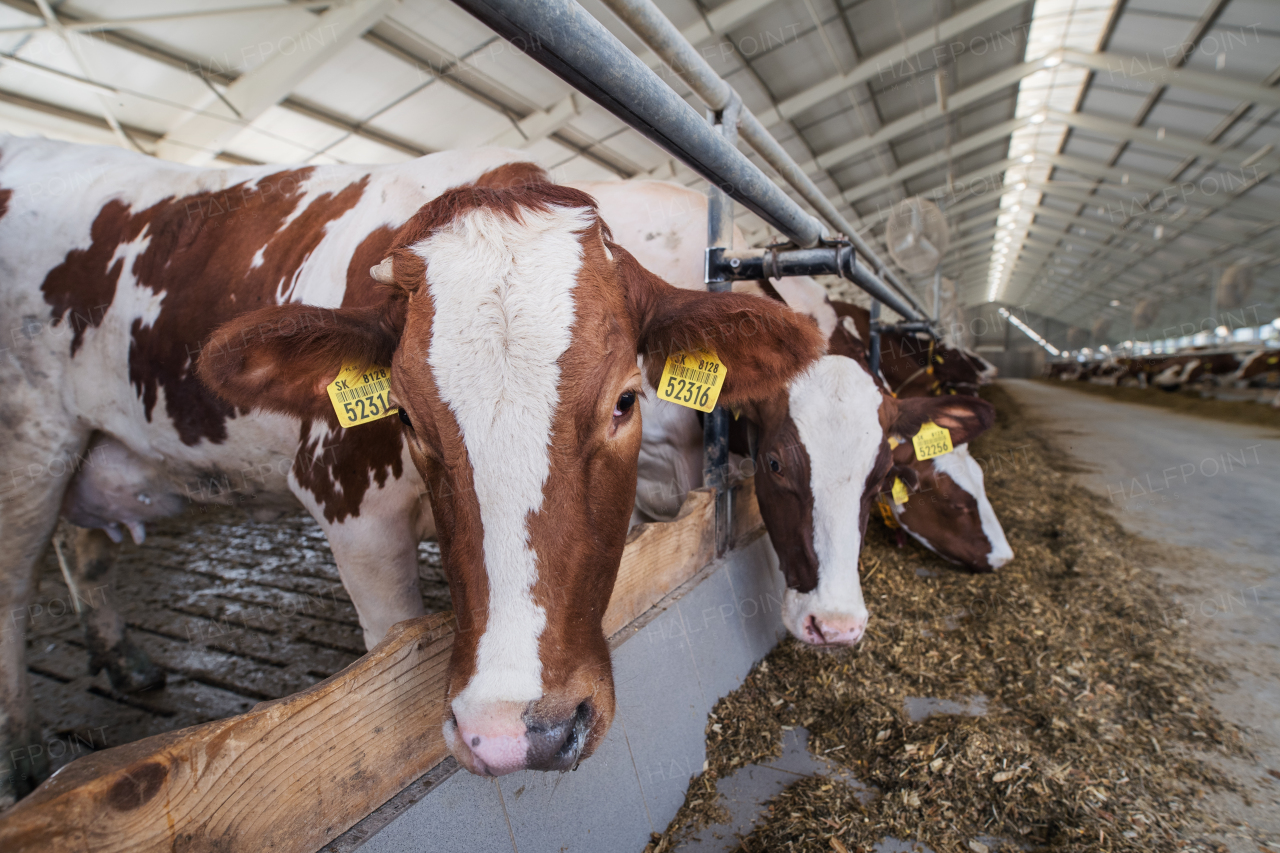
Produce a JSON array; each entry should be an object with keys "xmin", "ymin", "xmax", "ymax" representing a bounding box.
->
[
  {"xmin": 0, "ymin": 483, "xmax": 763, "ymax": 853},
  {"xmin": 0, "ymin": 613, "xmax": 455, "ymax": 853},
  {"xmin": 603, "ymin": 488, "xmax": 715, "ymax": 637}
]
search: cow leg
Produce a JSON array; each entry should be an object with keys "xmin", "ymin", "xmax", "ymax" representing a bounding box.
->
[
  {"xmin": 64, "ymin": 527, "xmax": 165, "ymax": 693},
  {"xmin": 0, "ymin": 431, "xmax": 86, "ymax": 807},
  {"xmin": 300, "ymin": 486, "xmax": 434, "ymax": 650}
]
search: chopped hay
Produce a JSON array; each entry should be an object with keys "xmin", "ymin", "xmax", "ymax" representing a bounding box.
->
[
  {"xmin": 648, "ymin": 384, "xmax": 1248, "ymax": 853},
  {"xmin": 1036, "ymin": 379, "xmax": 1280, "ymax": 431}
]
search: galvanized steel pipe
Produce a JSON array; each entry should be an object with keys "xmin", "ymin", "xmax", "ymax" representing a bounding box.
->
[
  {"xmin": 597, "ymin": 0, "xmax": 929, "ymax": 320},
  {"xmin": 451, "ymin": 0, "xmax": 826, "ymax": 247}
]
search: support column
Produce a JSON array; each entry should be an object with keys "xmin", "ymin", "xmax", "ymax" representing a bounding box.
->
[{"xmin": 704, "ymin": 105, "xmax": 738, "ymax": 555}]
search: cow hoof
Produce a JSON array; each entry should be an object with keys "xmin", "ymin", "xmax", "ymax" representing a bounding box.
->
[
  {"xmin": 90, "ymin": 638, "xmax": 167, "ymax": 693},
  {"xmin": 1, "ymin": 725, "xmax": 49, "ymax": 804}
]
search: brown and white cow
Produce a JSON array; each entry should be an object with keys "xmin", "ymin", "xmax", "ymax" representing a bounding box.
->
[
  {"xmin": 0, "ymin": 139, "xmax": 821, "ymax": 797},
  {"xmin": 578, "ymin": 181, "xmax": 1007, "ymax": 649}
]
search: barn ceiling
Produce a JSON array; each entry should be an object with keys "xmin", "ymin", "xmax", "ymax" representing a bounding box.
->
[{"xmin": 0, "ymin": 0, "xmax": 1276, "ymax": 341}]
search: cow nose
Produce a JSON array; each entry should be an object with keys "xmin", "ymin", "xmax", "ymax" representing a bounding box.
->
[
  {"xmin": 451, "ymin": 701, "xmax": 592, "ymax": 776},
  {"xmin": 803, "ymin": 612, "xmax": 867, "ymax": 647},
  {"xmin": 987, "ymin": 548, "xmax": 1014, "ymax": 570},
  {"xmin": 454, "ymin": 711, "xmax": 529, "ymax": 777}
]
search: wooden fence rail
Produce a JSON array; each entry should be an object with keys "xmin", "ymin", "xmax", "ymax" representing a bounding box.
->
[{"xmin": 0, "ymin": 485, "xmax": 759, "ymax": 852}]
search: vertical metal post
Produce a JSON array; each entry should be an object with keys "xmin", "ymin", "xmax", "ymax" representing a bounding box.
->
[
  {"xmin": 932, "ymin": 269, "xmax": 941, "ymax": 324},
  {"xmin": 704, "ymin": 106, "xmax": 737, "ymax": 556},
  {"xmin": 868, "ymin": 300, "xmax": 882, "ymax": 378}
]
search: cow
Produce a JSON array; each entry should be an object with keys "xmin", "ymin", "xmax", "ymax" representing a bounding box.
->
[
  {"xmin": 1235, "ymin": 349, "xmax": 1280, "ymax": 384},
  {"xmin": 0, "ymin": 138, "xmax": 824, "ymax": 797},
  {"xmin": 809, "ymin": 290, "xmax": 1012, "ymax": 573},
  {"xmin": 1044, "ymin": 361, "xmax": 1083, "ymax": 381},
  {"xmin": 826, "ymin": 304, "xmax": 993, "ymax": 397},
  {"xmin": 576, "ymin": 180, "xmax": 1010, "ymax": 649},
  {"xmin": 1149, "ymin": 351, "xmax": 1244, "ymax": 390}
]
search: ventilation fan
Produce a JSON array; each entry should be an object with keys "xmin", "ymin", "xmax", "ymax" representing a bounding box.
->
[
  {"xmin": 1216, "ymin": 262, "xmax": 1253, "ymax": 310},
  {"xmin": 885, "ymin": 197, "xmax": 950, "ymax": 275},
  {"xmin": 1132, "ymin": 298, "xmax": 1160, "ymax": 329},
  {"xmin": 1092, "ymin": 317, "xmax": 1111, "ymax": 342}
]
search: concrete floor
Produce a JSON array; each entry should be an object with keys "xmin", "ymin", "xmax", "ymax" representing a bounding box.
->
[{"xmin": 1004, "ymin": 380, "xmax": 1280, "ymax": 849}]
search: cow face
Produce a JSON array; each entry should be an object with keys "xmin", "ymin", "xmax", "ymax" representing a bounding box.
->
[
  {"xmin": 744, "ymin": 373, "xmax": 996, "ymax": 649},
  {"xmin": 746, "ymin": 356, "xmax": 885, "ymax": 648},
  {"xmin": 198, "ymin": 178, "xmax": 824, "ymax": 777},
  {"xmin": 890, "ymin": 443, "xmax": 1013, "ymax": 572}
]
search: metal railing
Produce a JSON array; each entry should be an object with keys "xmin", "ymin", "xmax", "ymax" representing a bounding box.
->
[{"xmin": 449, "ymin": 0, "xmax": 928, "ymax": 323}]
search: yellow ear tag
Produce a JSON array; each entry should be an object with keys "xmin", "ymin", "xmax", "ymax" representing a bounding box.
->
[
  {"xmin": 912, "ymin": 421, "xmax": 954, "ymax": 460},
  {"xmin": 888, "ymin": 436, "xmax": 902, "ymax": 450},
  {"xmin": 327, "ymin": 363, "xmax": 398, "ymax": 428},
  {"xmin": 891, "ymin": 477, "xmax": 910, "ymax": 505},
  {"xmin": 877, "ymin": 495, "xmax": 900, "ymax": 528},
  {"xmin": 657, "ymin": 349, "xmax": 725, "ymax": 413}
]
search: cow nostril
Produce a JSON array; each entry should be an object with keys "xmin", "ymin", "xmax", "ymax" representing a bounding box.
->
[
  {"xmin": 471, "ymin": 736, "xmax": 481, "ymax": 747},
  {"xmin": 524, "ymin": 702, "xmax": 593, "ymax": 772}
]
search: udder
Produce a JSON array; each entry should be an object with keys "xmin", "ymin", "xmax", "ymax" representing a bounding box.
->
[{"xmin": 61, "ymin": 436, "xmax": 186, "ymax": 544}]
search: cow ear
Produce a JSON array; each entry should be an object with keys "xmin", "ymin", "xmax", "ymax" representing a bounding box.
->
[
  {"xmin": 196, "ymin": 302, "xmax": 403, "ymax": 422},
  {"xmin": 615, "ymin": 248, "xmax": 825, "ymax": 405},
  {"xmin": 892, "ymin": 395, "xmax": 994, "ymax": 447}
]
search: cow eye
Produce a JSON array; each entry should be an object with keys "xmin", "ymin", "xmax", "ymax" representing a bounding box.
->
[
  {"xmin": 614, "ymin": 390, "xmax": 636, "ymax": 417},
  {"xmin": 397, "ymin": 408, "xmax": 412, "ymax": 428},
  {"xmin": 767, "ymin": 455, "xmax": 782, "ymax": 474}
]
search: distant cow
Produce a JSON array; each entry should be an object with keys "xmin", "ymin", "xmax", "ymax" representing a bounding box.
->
[
  {"xmin": 1150, "ymin": 351, "xmax": 1244, "ymax": 390},
  {"xmin": 0, "ymin": 140, "xmax": 823, "ymax": 794}
]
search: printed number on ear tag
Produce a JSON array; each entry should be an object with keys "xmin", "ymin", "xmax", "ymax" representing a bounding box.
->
[
  {"xmin": 891, "ymin": 477, "xmax": 910, "ymax": 506},
  {"xmin": 877, "ymin": 496, "xmax": 900, "ymax": 528},
  {"xmin": 911, "ymin": 421, "xmax": 953, "ymax": 460},
  {"xmin": 658, "ymin": 350, "xmax": 725, "ymax": 413},
  {"xmin": 327, "ymin": 363, "xmax": 398, "ymax": 428}
]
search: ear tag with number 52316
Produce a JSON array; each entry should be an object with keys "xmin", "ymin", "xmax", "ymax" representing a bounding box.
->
[
  {"xmin": 327, "ymin": 363, "xmax": 398, "ymax": 428},
  {"xmin": 911, "ymin": 421, "xmax": 953, "ymax": 460},
  {"xmin": 658, "ymin": 349, "xmax": 725, "ymax": 413}
]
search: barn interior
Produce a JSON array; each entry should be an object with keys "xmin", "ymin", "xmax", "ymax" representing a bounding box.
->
[{"xmin": 0, "ymin": 0, "xmax": 1277, "ymax": 851}]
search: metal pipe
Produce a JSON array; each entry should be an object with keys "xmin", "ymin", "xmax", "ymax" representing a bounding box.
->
[
  {"xmin": 451, "ymin": 0, "xmax": 825, "ymax": 247},
  {"xmin": 597, "ymin": 0, "xmax": 929, "ymax": 320},
  {"xmin": 869, "ymin": 301, "xmax": 882, "ymax": 377},
  {"xmin": 704, "ymin": 108, "xmax": 734, "ymax": 557},
  {"xmin": 705, "ymin": 248, "xmax": 922, "ymax": 321}
]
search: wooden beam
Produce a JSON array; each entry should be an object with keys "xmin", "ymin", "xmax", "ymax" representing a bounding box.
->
[
  {"xmin": 0, "ymin": 612, "xmax": 456, "ymax": 853},
  {"xmin": 605, "ymin": 488, "xmax": 715, "ymax": 637},
  {"xmin": 0, "ymin": 482, "xmax": 763, "ymax": 852}
]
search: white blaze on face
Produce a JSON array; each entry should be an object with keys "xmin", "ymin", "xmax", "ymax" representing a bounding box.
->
[
  {"xmin": 782, "ymin": 356, "xmax": 882, "ymax": 645},
  {"xmin": 419, "ymin": 203, "xmax": 592, "ymax": 720},
  {"xmin": 930, "ymin": 444, "xmax": 1013, "ymax": 568}
]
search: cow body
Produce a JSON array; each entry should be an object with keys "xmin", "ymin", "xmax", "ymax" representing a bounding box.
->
[
  {"xmin": 1, "ymin": 138, "xmax": 523, "ymax": 801},
  {"xmin": 1, "ymin": 139, "xmax": 825, "ymax": 797}
]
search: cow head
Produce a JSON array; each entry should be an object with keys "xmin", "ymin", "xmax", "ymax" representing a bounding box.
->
[
  {"xmin": 888, "ymin": 440, "xmax": 1013, "ymax": 573},
  {"xmin": 198, "ymin": 175, "xmax": 823, "ymax": 777},
  {"xmin": 733, "ymin": 354, "xmax": 994, "ymax": 649}
]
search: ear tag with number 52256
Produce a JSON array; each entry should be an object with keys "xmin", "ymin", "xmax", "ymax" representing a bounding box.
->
[
  {"xmin": 911, "ymin": 421, "xmax": 954, "ymax": 460},
  {"xmin": 327, "ymin": 362, "xmax": 398, "ymax": 428},
  {"xmin": 658, "ymin": 349, "xmax": 725, "ymax": 413}
]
